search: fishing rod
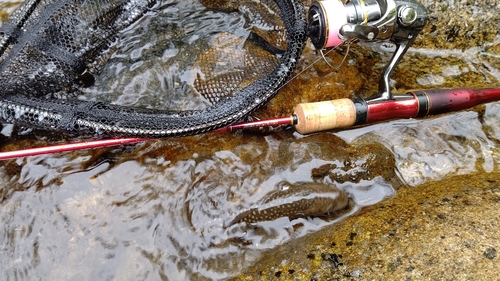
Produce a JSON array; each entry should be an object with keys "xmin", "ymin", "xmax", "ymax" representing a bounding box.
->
[
  {"xmin": 293, "ymin": 87, "xmax": 500, "ymax": 134},
  {"xmin": 2, "ymin": 87, "xmax": 499, "ymax": 160},
  {"xmin": 0, "ymin": 137, "xmax": 149, "ymax": 160},
  {"xmin": 0, "ymin": 0, "xmax": 497, "ymax": 160},
  {"xmin": 0, "ymin": 118, "xmax": 293, "ymax": 160},
  {"xmin": 218, "ymin": 87, "xmax": 500, "ymax": 134}
]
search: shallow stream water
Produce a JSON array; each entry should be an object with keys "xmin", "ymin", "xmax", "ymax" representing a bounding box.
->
[{"xmin": 1, "ymin": 0, "xmax": 500, "ymax": 280}]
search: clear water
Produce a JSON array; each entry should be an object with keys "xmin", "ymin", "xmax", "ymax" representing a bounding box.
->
[
  {"xmin": 1, "ymin": 0, "xmax": 500, "ymax": 280},
  {"xmin": 0, "ymin": 131, "xmax": 396, "ymax": 280},
  {"xmin": 81, "ymin": 0, "xmax": 245, "ymax": 110}
]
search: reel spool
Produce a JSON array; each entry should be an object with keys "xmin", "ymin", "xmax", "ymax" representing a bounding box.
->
[{"xmin": 308, "ymin": 0, "xmax": 383, "ymax": 49}]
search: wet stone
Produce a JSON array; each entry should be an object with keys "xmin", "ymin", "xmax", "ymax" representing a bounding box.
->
[
  {"xmin": 483, "ymin": 247, "xmax": 497, "ymax": 260},
  {"xmin": 321, "ymin": 253, "xmax": 343, "ymax": 268}
]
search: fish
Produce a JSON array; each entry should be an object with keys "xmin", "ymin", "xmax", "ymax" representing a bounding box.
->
[{"xmin": 228, "ymin": 181, "xmax": 349, "ymax": 226}]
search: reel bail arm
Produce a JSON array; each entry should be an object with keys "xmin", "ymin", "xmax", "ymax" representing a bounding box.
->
[{"xmin": 367, "ymin": 0, "xmax": 427, "ymax": 102}]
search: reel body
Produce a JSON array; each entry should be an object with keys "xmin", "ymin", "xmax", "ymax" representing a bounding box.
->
[{"xmin": 308, "ymin": 0, "xmax": 428, "ymax": 101}]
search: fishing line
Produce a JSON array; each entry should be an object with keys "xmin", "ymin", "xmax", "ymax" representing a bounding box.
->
[
  {"xmin": 274, "ymin": 41, "xmax": 348, "ymax": 92},
  {"xmin": 320, "ymin": 39, "xmax": 354, "ymax": 69}
]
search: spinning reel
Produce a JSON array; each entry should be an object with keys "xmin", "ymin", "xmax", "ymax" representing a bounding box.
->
[{"xmin": 307, "ymin": 0, "xmax": 427, "ymax": 101}]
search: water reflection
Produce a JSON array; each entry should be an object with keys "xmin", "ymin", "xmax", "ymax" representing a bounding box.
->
[
  {"xmin": 82, "ymin": 0, "xmax": 281, "ymax": 110},
  {"xmin": 2, "ymin": 110, "xmax": 499, "ymax": 279},
  {"xmin": 1, "ymin": 132, "xmax": 396, "ymax": 280},
  {"xmin": 334, "ymin": 108, "xmax": 500, "ymax": 189}
]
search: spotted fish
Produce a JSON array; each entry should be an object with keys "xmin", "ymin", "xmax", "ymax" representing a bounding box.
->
[{"xmin": 228, "ymin": 181, "xmax": 349, "ymax": 225}]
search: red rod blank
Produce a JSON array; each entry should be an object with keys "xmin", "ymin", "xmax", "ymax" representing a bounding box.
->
[
  {"xmin": 0, "ymin": 117, "xmax": 294, "ymax": 160},
  {"xmin": 0, "ymin": 138, "xmax": 148, "ymax": 161}
]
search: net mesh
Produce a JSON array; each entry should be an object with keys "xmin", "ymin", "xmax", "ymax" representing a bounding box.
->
[{"xmin": 0, "ymin": 0, "xmax": 306, "ymax": 137}]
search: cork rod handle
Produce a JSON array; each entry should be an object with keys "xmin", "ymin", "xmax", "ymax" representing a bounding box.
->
[{"xmin": 293, "ymin": 98, "xmax": 357, "ymax": 134}]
